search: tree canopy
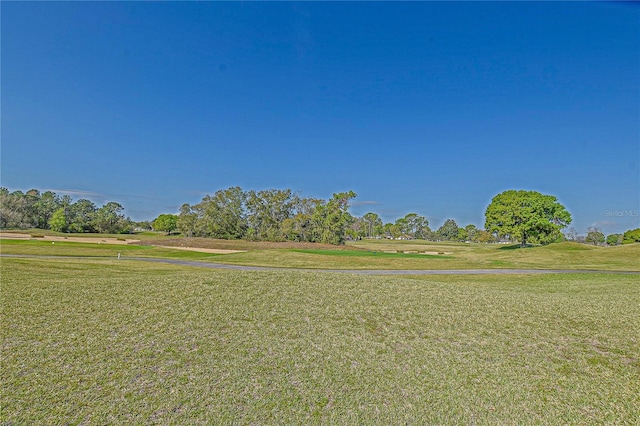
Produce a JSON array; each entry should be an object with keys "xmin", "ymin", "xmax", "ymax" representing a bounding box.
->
[
  {"xmin": 395, "ymin": 213, "xmax": 430, "ymax": 239},
  {"xmin": 0, "ymin": 188, "xmax": 132, "ymax": 234},
  {"xmin": 436, "ymin": 219, "xmax": 459, "ymax": 241},
  {"xmin": 606, "ymin": 233, "xmax": 622, "ymax": 246},
  {"xmin": 12, "ymin": 185, "xmax": 634, "ymax": 247},
  {"xmin": 623, "ymin": 228, "xmax": 640, "ymax": 244},
  {"xmin": 484, "ymin": 190, "xmax": 572, "ymax": 247},
  {"xmin": 173, "ymin": 188, "xmax": 356, "ymax": 244},
  {"xmin": 153, "ymin": 214, "xmax": 178, "ymax": 235},
  {"xmin": 311, "ymin": 191, "xmax": 357, "ymax": 245},
  {"xmin": 585, "ymin": 227, "xmax": 605, "ymax": 245}
]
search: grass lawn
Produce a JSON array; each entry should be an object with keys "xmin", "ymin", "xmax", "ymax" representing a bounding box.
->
[
  {"xmin": 2, "ymin": 257, "xmax": 639, "ymax": 423},
  {"xmin": 152, "ymin": 238, "xmax": 640, "ymax": 271},
  {"xmin": 348, "ymin": 239, "xmax": 640, "ymax": 271},
  {"xmin": 172, "ymin": 240, "xmax": 640, "ymax": 271},
  {"xmin": 0, "ymin": 239, "xmax": 223, "ymax": 261},
  {"xmin": 3, "ymin": 234, "xmax": 639, "ymax": 271}
]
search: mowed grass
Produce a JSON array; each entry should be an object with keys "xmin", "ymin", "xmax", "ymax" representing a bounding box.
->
[
  {"xmin": 3, "ymin": 236, "xmax": 639, "ymax": 271},
  {"xmin": 0, "ymin": 239, "xmax": 222, "ymax": 261},
  {"xmin": 187, "ymin": 241, "xmax": 640, "ymax": 271},
  {"xmin": 348, "ymin": 239, "xmax": 640, "ymax": 271},
  {"xmin": 2, "ymin": 258, "xmax": 639, "ymax": 423},
  {"xmin": 291, "ymin": 249, "xmax": 449, "ymax": 259}
]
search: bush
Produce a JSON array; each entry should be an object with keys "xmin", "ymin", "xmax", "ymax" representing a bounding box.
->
[
  {"xmin": 622, "ymin": 228, "xmax": 640, "ymax": 244},
  {"xmin": 606, "ymin": 234, "xmax": 622, "ymax": 246}
]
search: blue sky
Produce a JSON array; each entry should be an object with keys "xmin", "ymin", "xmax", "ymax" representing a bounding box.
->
[{"xmin": 2, "ymin": 1, "xmax": 638, "ymax": 234}]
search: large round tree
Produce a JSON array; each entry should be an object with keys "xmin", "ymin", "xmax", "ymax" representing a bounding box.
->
[
  {"xmin": 484, "ymin": 190, "xmax": 572, "ymax": 247},
  {"xmin": 152, "ymin": 213, "xmax": 178, "ymax": 235}
]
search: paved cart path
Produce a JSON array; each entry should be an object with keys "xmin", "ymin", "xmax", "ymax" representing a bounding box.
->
[{"xmin": 2, "ymin": 254, "xmax": 639, "ymax": 275}]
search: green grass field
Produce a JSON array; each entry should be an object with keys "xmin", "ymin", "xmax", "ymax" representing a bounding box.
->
[
  {"xmin": 2, "ymin": 253, "xmax": 639, "ymax": 423},
  {"xmin": 3, "ymin": 236, "xmax": 639, "ymax": 271},
  {"xmin": 0, "ymin": 239, "xmax": 223, "ymax": 261}
]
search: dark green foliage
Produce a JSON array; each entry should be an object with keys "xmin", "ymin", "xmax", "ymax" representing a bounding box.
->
[
  {"xmin": 152, "ymin": 214, "xmax": 178, "ymax": 235},
  {"xmin": 311, "ymin": 191, "xmax": 357, "ymax": 245},
  {"xmin": 362, "ymin": 212, "xmax": 383, "ymax": 238},
  {"xmin": 437, "ymin": 218, "xmax": 459, "ymax": 241},
  {"xmin": 68, "ymin": 199, "xmax": 97, "ymax": 233},
  {"xmin": 0, "ymin": 188, "xmax": 132, "ymax": 234},
  {"xmin": 623, "ymin": 228, "xmax": 640, "ymax": 244},
  {"xmin": 193, "ymin": 187, "xmax": 248, "ymax": 239},
  {"xmin": 395, "ymin": 213, "xmax": 430, "ymax": 239},
  {"xmin": 485, "ymin": 190, "xmax": 572, "ymax": 247},
  {"xmin": 606, "ymin": 234, "xmax": 623, "ymax": 246},
  {"xmin": 246, "ymin": 189, "xmax": 297, "ymax": 241},
  {"xmin": 177, "ymin": 204, "xmax": 197, "ymax": 237},
  {"xmin": 177, "ymin": 187, "xmax": 359, "ymax": 245}
]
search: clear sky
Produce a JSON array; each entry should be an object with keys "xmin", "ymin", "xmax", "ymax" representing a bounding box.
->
[{"xmin": 2, "ymin": 1, "xmax": 639, "ymax": 234}]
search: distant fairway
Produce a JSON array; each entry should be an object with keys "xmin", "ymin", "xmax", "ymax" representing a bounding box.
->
[
  {"xmin": 2, "ymin": 255, "xmax": 639, "ymax": 424},
  {"xmin": 2, "ymin": 234, "xmax": 639, "ymax": 271}
]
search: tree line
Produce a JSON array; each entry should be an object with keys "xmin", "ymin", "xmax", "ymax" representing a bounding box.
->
[
  {"xmin": 158, "ymin": 187, "xmax": 640, "ymax": 246},
  {"xmin": 173, "ymin": 188, "xmax": 358, "ymax": 245},
  {"xmin": 0, "ymin": 186, "xmax": 487, "ymax": 243},
  {"xmin": 150, "ymin": 186, "xmax": 499, "ymax": 244},
  {"xmin": 0, "ymin": 188, "xmax": 133, "ymax": 234},
  {"xmin": 2, "ymin": 186, "xmax": 638, "ymax": 246},
  {"xmin": 566, "ymin": 226, "xmax": 640, "ymax": 246}
]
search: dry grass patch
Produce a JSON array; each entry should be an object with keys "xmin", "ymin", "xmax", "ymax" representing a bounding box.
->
[{"xmin": 2, "ymin": 258, "xmax": 639, "ymax": 424}]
